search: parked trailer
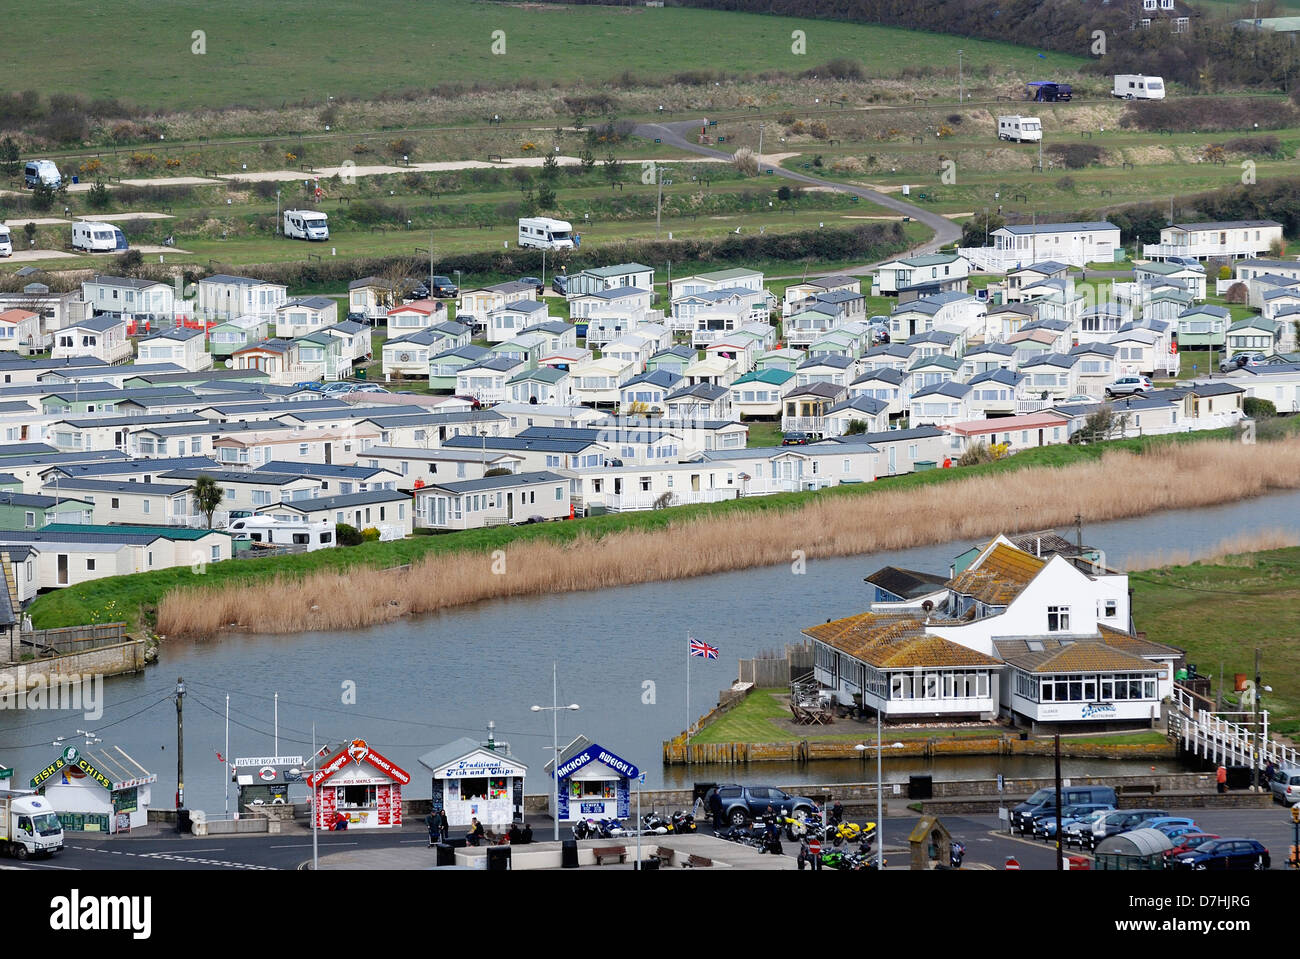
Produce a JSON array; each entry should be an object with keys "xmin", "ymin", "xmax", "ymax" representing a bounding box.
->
[
  {"xmin": 0, "ymin": 792, "xmax": 64, "ymax": 860},
  {"xmin": 997, "ymin": 115, "xmax": 1042, "ymax": 142},
  {"xmin": 72, "ymin": 221, "xmax": 129, "ymax": 253},
  {"xmin": 283, "ymin": 209, "xmax": 329, "ymax": 241},
  {"xmin": 518, "ymin": 216, "xmax": 576, "ymax": 250},
  {"xmin": 1113, "ymin": 74, "xmax": 1165, "ymax": 100},
  {"xmin": 1025, "ymin": 81, "xmax": 1072, "ymax": 102}
]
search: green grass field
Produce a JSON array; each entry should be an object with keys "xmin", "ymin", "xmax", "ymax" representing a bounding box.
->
[{"xmin": 24, "ymin": 0, "xmax": 1087, "ymax": 110}]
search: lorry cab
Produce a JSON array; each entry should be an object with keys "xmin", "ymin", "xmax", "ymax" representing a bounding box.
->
[{"xmin": 24, "ymin": 159, "xmax": 62, "ymax": 190}]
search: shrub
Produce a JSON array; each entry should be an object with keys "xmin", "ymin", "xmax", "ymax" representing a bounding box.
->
[
  {"xmin": 387, "ymin": 138, "xmax": 415, "ymax": 158},
  {"xmin": 360, "ymin": 527, "xmax": 381, "ymax": 542},
  {"xmin": 30, "ymin": 182, "xmax": 55, "ymax": 212},
  {"xmin": 1046, "ymin": 143, "xmax": 1104, "ymax": 169},
  {"xmin": 1224, "ymin": 282, "xmax": 1249, "ymax": 305},
  {"xmin": 1219, "ymin": 264, "xmax": 1232, "ymax": 280},
  {"xmin": 335, "ymin": 523, "xmax": 363, "ymax": 546},
  {"xmin": 86, "ymin": 182, "xmax": 111, "ymax": 210},
  {"xmin": 1244, "ymin": 397, "xmax": 1277, "ymax": 419}
]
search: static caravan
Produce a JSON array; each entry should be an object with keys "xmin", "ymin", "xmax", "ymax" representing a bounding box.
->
[
  {"xmin": 24, "ymin": 159, "xmax": 61, "ymax": 189},
  {"xmin": 0, "ymin": 225, "xmax": 10, "ymax": 257},
  {"xmin": 1113, "ymin": 75, "xmax": 1165, "ymax": 100},
  {"xmin": 283, "ymin": 209, "xmax": 329, "ymax": 241},
  {"xmin": 997, "ymin": 116, "xmax": 1042, "ymax": 143},
  {"xmin": 517, "ymin": 217, "xmax": 575, "ymax": 250},
  {"xmin": 71, "ymin": 222, "xmax": 128, "ymax": 253}
]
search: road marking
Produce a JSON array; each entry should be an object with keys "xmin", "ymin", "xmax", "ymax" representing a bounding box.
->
[
  {"xmin": 269, "ymin": 841, "xmax": 358, "ymax": 848},
  {"xmin": 138, "ymin": 852, "xmax": 276, "ymax": 870}
]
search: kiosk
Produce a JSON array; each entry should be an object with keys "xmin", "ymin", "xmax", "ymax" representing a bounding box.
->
[
  {"xmin": 232, "ymin": 754, "xmax": 306, "ymax": 809},
  {"xmin": 544, "ymin": 736, "xmax": 639, "ymax": 823},
  {"xmin": 305, "ymin": 738, "xmax": 409, "ymax": 830},
  {"xmin": 31, "ymin": 744, "xmax": 156, "ymax": 834},
  {"xmin": 419, "ymin": 737, "xmax": 527, "ymax": 828}
]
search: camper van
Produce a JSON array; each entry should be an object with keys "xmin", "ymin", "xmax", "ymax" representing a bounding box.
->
[
  {"xmin": 518, "ymin": 216, "xmax": 576, "ymax": 251},
  {"xmin": 1113, "ymin": 75, "xmax": 1165, "ymax": 100},
  {"xmin": 23, "ymin": 159, "xmax": 61, "ymax": 190},
  {"xmin": 71, "ymin": 221, "xmax": 129, "ymax": 253},
  {"xmin": 997, "ymin": 116, "xmax": 1042, "ymax": 143},
  {"xmin": 283, "ymin": 209, "xmax": 330, "ymax": 241},
  {"xmin": 228, "ymin": 515, "xmax": 336, "ymax": 551},
  {"xmin": 0, "ymin": 225, "xmax": 11, "ymax": 257}
]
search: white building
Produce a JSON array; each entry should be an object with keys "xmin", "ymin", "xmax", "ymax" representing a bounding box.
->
[
  {"xmin": 959, "ymin": 221, "xmax": 1121, "ymax": 272},
  {"xmin": 1142, "ymin": 220, "xmax": 1282, "ymax": 262}
]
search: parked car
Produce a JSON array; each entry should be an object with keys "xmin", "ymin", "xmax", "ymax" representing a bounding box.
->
[
  {"xmin": 403, "ymin": 280, "xmax": 430, "ymax": 301},
  {"xmin": 1165, "ymin": 255, "xmax": 1201, "ymax": 268},
  {"xmin": 1010, "ymin": 786, "xmax": 1118, "ymax": 835},
  {"xmin": 320, "ymin": 382, "xmax": 358, "ymax": 396},
  {"xmin": 1105, "ymin": 374, "xmax": 1152, "ymax": 397},
  {"xmin": 1164, "ymin": 833, "xmax": 1220, "ymax": 860},
  {"xmin": 345, "ymin": 311, "xmax": 368, "ymax": 323},
  {"xmin": 520, "ymin": 276, "xmax": 544, "ymax": 297},
  {"xmin": 1269, "ymin": 765, "xmax": 1300, "ymax": 806},
  {"xmin": 1157, "ymin": 824, "xmax": 1204, "ymax": 843},
  {"xmin": 551, "ymin": 274, "xmax": 569, "ymax": 295},
  {"xmin": 1031, "ymin": 802, "xmax": 1114, "ymax": 840},
  {"xmin": 706, "ymin": 784, "xmax": 820, "ymax": 827},
  {"xmin": 1220, "ymin": 352, "xmax": 1267, "ymax": 373},
  {"xmin": 293, "ymin": 381, "xmax": 325, "ymax": 392},
  {"xmin": 1083, "ymin": 808, "xmax": 1166, "ymax": 851},
  {"xmin": 782, "ymin": 431, "xmax": 812, "ymax": 446},
  {"xmin": 430, "ymin": 275, "xmax": 459, "ymax": 298},
  {"xmin": 1063, "ymin": 808, "xmax": 1114, "ymax": 847},
  {"xmin": 351, "ymin": 384, "xmax": 389, "ymax": 393},
  {"xmin": 1063, "ymin": 394, "xmax": 1094, "ymax": 404},
  {"xmin": 1135, "ymin": 816, "xmax": 1198, "ymax": 834},
  {"xmin": 1169, "ymin": 838, "xmax": 1270, "ymax": 871}
]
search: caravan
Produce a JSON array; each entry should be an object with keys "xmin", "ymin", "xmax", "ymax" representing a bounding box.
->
[
  {"xmin": 1113, "ymin": 75, "xmax": 1165, "ymax": 100},
  {"xmin": 228, "ymin": 516, "xmax": 336, "ymax": 551},
  {"xmin": 283, "ymin": 209, "xmax": 329, "ymax": 241},
  {"xmin": 23, "ymin": 159, "xmax": 61, "ymax": 190},
  {"xmin": 997, "ymin": 116, "xmax": 1042, "ymax": 142},
  {"xmin": 71, "ymin": 221, "xmax": 128, "ymax": 253},
  {"xmin": 0, "ymin": 225, "xmax": 11, "ymax": 257},
  {"xmin": 518, "ymin": 216, "xmax": 576, "ymax": 250}
]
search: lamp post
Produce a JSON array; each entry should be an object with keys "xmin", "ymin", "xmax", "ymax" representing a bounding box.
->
[
  {"xmin": 480, "ymin": 429, "xmax": 488, "ymax": 473},
  {"xmin": 856, "ymin": 709, "xmax": 904, "ymax": 870},
  {"xmin": 958, "ymin": 49, "xmax": 964, "ymax": 105},
  {"xmin": 532, "ymin": 662, "xmax": 579, "ymax": 842},
  {"xmin": 276, "ymin": 189, "xmax": 282, "ymax": 234}
]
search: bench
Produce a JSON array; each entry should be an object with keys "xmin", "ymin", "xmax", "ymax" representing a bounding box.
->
[
  {"xmin": 593, "ymin": 845, "xmax": 627, "ymax": 865},
  {"xmin": 487, "ymin": 153, "xmax": 504, "ymax": 163},
  {"xmin": 650, "ymin": 850, "xmax": 674, "ymax": 868},
  {"xmin": 682, "ymin": 854, "xmax": 713, "ymax": 868},
  {"xmin": 1117, "ymin": 783, "xmax": 1159, "ymax": 797}
]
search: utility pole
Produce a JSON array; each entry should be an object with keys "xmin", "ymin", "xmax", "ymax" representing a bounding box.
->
[
  {"xmin": 1254, "ymin": 648, "xmax": 1263, "ymax": 791},
  {"xmin": 429, "ymin": 229, "xmax": 435, "ymax": 288},
  {"xmin": 1054, "ymin": 732, "xmax": 1063, "ymax": 871},
  {"xmin": 958, "ymin": 50, "xmax": 964, "ymax": 105},
  {"xmin": 656, "ymin": 167, "xmax": 672, "ymax": 238},
  {"xmin": 175, "ymin": 677, "xmax": 185, "ymax": 811}
]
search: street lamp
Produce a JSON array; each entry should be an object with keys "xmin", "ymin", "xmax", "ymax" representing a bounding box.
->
[
  {"xmin": 856, "ymin": 714, "xmax": 905, "ymax": 870},
  {"xmin": 531, "ymin": 662, "xmax": 579, "ymax": 842}
]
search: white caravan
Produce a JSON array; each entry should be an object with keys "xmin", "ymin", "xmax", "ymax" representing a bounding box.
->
[
  {"xmin": 228, "ymin": 515, "xmax": 336, "ymax": 551},
  {"xmin": 1112, "ymin": 75, "xmax": 1165, "ymax": 100},
  {"xmin": 997, "ymin": 116, "xmax": 1042, "ymax": 142},
  {"xmin": 518, "ymin": 216, "xmax": 575, "ymax": 250},
  {"xmin": 71, "ymin": 221, "xmax": 129, "ymax": 252},
  {"xmin": 283, "ymin": 209, "xmax": 329, "ymax": 241},
  {"xmin": 0, "ymin": 225, "xmax": 11, "ymax": 257}
]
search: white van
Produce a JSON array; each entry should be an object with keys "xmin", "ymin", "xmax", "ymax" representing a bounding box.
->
[
  {"xmin": 997, "ymin": 115, "xmax": 1042, "ymax": 142},
  {"xmin": 23, "ymin": 160, "xmax": 61, "ymax": 190},
  {"xmin": 518, "ymin": 216, "xmax": 575, "ymax": 250},
  {"xmin": 283, "ymin": 209, "xmax": 329, "ymax": 241},
  {"xmin": 0, "ymin": 226, "xmax": 11, "ymax": 257},
  {"xmin": 1113, "ymin": 74, "xmax": 1165, "ymax": 100},
  {"xmin": 71, "ymin": 221, "xmax": 128, "ymax": 253}
]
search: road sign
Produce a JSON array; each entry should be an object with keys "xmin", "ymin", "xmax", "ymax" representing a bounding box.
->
[
  {"xmin": 997, "ymin": 774, "xmax": 1004, "ymax": 791},
  {"xmin": 1005, "ymin": 857, "xmax": 1020, "ymax": 870},
  {"xmin": 809, "ymin": 840, "xmax": 822, "ymax": 856}
]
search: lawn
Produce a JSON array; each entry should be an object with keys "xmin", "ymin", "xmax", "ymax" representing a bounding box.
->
[
  {"xmin": 19, "ymin": 0, "xmax": 1088, "ymax": 110},
  {"xmin": 746, "ymin": 420, "xmax": 786, "ymax": 448}
]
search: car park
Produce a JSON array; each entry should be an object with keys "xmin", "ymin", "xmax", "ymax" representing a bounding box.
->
[
  {"xmin": 1105, "ymin": 374, "xmax": 1152, "ymax": 397},
  {"xmin": 1010, "ymin": 786, "xmax": 1118, "ymax": 835},
  {"xmin": 1083, "ymin": 808, "xmax": 1166, "ymax": 851},
  {"xmin": 705, "ymin": 784, "xmax": 820, "ymax": 827},
  {"xmin": 1169, "ymin": 838, "xmax": 1270, "ymax": 871},
  {"xmin": 1269, "ymin": 765, "xmax": 1300, "ymax": 806},
  {"xmin": 1031, "ymin": 802, "xmax": 1114, "ymax": 840}
]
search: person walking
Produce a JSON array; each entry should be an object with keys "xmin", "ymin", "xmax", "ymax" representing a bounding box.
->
[
  {"xmin": 797, "ymin": 837, "xmax": 812, "ymax": 871},
  {"xmin": 708, "ymin": 788, "xmax": 724, "ymax": 830},
  {"xmin": 425, "ymin": 810, "xmax": 439, "ymax": 847},
  {"xmin": 436, "ymin": 808, "xmax": 449, "ymax": 843},
  {"xmin": 1216, "ymin": 763, "xmax": 1228, "ymax": 794}
]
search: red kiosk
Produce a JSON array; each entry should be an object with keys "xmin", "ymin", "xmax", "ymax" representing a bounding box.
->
[{"xmin": 306, "ymin": 738, "xmax": 411, "ymax": 830}]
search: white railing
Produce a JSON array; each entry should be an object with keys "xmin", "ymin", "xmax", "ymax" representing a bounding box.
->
[
  {"xmin": 1015, "ymin": 399, "xmax": 1052, "ymax": 413},
  {"xmin": 601, "ymin": 488, "xmax": 739, "ymax": 512},
  {"xmin": 1143, "ymin": 242, "xmax": 1267, "ymax": 261},
  {"xmin": 957, "ymin": 246, "xmax": 1092, "ymax": 273},
  {"xmin": 781, "ymin": 415, "xmax": 826, "ymax": 433},
  {"xmin": 170, "ymin": 511, "xmax": 231, "ymax": 529},
  {"xmin": 1170, "ymin": 685, "xmax": 1300, "ymax": 771}
]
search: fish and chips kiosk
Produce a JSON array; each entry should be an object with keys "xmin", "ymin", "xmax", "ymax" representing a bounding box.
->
[
  {"xmin": 306, "ymin": 738, "xmax": 409, "ymax": 830},
  {"xmin": 30, "ymin": 744, "xmax": 156, "ymax": 834},
  {"xmin": 545, "ymin": 736, "xmax": 639, "ymax": 823},
  {"xmin": 418, "ymin": 736, "xmax": 527, "ymax": 828}
]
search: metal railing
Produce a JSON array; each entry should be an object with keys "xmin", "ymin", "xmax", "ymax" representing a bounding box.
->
[{"xmin": 1170, "ymin": 685, "xmax": 1300, "ymax": 771}]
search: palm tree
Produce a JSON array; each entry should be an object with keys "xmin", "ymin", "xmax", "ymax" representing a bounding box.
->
[{"xmin": 190, "ymin": 475, "xmax": 224, "ymax": 530}]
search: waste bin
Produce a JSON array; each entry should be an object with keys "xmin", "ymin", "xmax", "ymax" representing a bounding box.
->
[
  {"xmin": 435, "ymin": 843, "xmax": 457, "ymax": 867},
  {"xmin": 561, "ymin": 839, "xmax": 579, "ymax": 869},
  {"xmin": 908, "ymin": 775, "xmax": 933, "ymax": 800},
  {"xmin": 71, "ymin": 175, "xmax": 79, "ymax": 185},
  {"xmin": 355, "ymin": 368, "xmax": 366, "ymax": 380},
  {"xmin": 176, "ymin": 809, "xmax": 192, "ymax": 834},
  {"xmin": 639, "ymin": 858, "xmax": 659, "ymax": 871},
  {"xmin": 486, "ymin": 846, "xmax": 511, "ymax": 871}
]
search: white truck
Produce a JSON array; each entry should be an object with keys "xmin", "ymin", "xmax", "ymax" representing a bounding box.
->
[
  {"xmin": 0, "ymin": 225, "xmax": 11, "ymax": 257},
  {"xmin": 1113, "ymin": 74, "xmax": 1165, "ymax": 100},
  {"xmin": 283, "ymin": 209, "xmax": 329, "ymax": 241},
  {"xmin": 0, "ymin": 792, "xmax": 64, "ymax": 859},
  {"xmin": 518, "ymin": 216, "xmax": 576, "ymax": 250},
  {"xmin": 72, "ymin": 221, "xmax": 129, "ymax": 253},
  {"xmin": 997, "ymin": 115, "xmax": 1042, "ymax": 142}
]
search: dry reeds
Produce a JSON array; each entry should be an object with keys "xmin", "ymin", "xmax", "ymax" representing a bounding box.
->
[
  {"xmin": 158, "ymin": 438, "xmax": 1300, "ymax": 638},
  {"xmin": 1125, "ymin": 530, "xmax": 1300, "ymax": 573}
]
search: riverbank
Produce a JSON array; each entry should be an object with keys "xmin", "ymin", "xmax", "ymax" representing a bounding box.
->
[{"xmin": 27, "ymin": 427, "xmax": 1300, "ymax": 637}]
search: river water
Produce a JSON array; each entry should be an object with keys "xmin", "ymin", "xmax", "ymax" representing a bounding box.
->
[{"xmin": 4, "ymin": 488, "xmax": 1299, "ymax": 812}]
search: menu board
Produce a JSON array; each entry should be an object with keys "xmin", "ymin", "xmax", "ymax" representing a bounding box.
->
[
  {"xmin": 115, "ymin": 812, "xmax": 131, "ymax": 834},
  {"xmin": 112, "ymin": 787, "xmax": 138, "ymax": 814},
  {"xmin": 391, "ymin": 785, "xmax": 402, "ymax": 825},
  {"xmin": 512, "ymin": 778, "xmax": 523, "ymax": 817},
  {"xmin": 431, "ymin": 789, "xmax": 444, "ymax": 814},
  {"xmin": 314, "ymin": 787, "xmax": 336, "ymax": 829},
  {"xmin": 376, "ymin": 784, "xmax": 391, "ymax": 826}
]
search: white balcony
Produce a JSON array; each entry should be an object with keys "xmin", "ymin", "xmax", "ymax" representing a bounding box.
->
[
  {"xmin": 780, "ymin": 415, "xmax": 826, "ymax": 434},
  {"xmin": 1142, "ymin": 242, "xmax": 1269, "ymax": 261}
]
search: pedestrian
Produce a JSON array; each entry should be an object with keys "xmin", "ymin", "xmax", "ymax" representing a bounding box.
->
[
  {"xmin": 436, "ymin": 808, "xmax": 449, "ymax": 842},
  {"xmin": 797, "ymin": 837, "xmax": 811, "ymax": 870},
  {"xmin": 425, "ymin": 810, "xmax": 438, "ymax": 846},
  {"xmin": 708, "ymin": 787, "xmax": 724, "ymax": 830},
  {"xmin": 507, "ymin": 822, "xmax": 522, "ymax": 844},
  {"xmin": 1216, "ymin": 763, "xmax": 1227, "ymax": 794},
  {"xmin": 1265, "ymin": 760, "xmax": 1277, "ymax": 789},
  {"xmin": 467, "ymin": 817, "xmax": 485, "ymax": 847},
  {"xmin": 521, "ymin": 822, "xmax": 533, "ymax": 844}
]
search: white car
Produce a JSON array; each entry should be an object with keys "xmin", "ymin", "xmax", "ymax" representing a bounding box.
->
[{"xmin": 1105, "ymin": 375, "xmax": 1152, "ymax": 397}]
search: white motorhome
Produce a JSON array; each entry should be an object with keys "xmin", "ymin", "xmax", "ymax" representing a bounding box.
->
[
  {"xmin": 518, "ymin": 216, "xmax": 575, "ymax": 250},
  {"xmin": 283, "ymin": 209, "xmax": 329, "ymax": 241},
  {"xmin": 0, "ymin": 792, "xmax": 63, "ymax": 859},
  {"xmin": 23, "ymin": 159, "xmax": 61, "ymax": 189},
  {"xmin": 997, "ymin": 115, "xmax": 1042, "ymax": 142},
  {"xmin": 0, "ymin": 225, "xmax": 10, "ymax": 257},
  {"xmin": 228, "ymin": 515, "xmax": 336, "ymax": 551},
  {"xmin": 1113, "ymin": 74, "xmax": 1165, "ymax": 100},
  {"xmin": 71, "ymin": 221, "xmax": 128, "ymax": 252}
]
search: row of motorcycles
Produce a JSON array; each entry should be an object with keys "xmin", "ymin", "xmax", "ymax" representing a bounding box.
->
[{"xmin": 571, "ymin": 810, "xmax": 696, "ymax": 840}]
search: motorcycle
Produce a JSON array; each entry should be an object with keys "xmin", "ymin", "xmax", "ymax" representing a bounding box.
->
[
  {"xmin": 572, "ymin": 818, "xmax": 598, "ymax": 840},
  {"xmin": 950, "ymin": 841, "xmax": 966, "ymax": 868},
  {"xmin": 595, "ymin": 818, "xmax": 626, "ymax": 839},
  {"xmin": 670, "ymin": 810, "xmax": 696, "ymax": 834},
  {"xmin": 640, "ymin": 811, "xmax": 672, "ymax": 835}
]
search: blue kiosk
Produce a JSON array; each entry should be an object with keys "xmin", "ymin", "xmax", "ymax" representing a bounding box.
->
[{"xmin": 545, "ymin": 736, "xmax": 639, "ymax": 823}]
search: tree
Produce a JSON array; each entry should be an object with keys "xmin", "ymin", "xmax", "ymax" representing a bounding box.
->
[
  {"xmin": 578, "ymin": 145, "xmax": 596, "ymax": 174},
  {"xmin": 190, "ymin": 475, "xmax": 224, "ymax": 529},
  {"xmin": 87, "ymin": 181, "xmax": 111, "ymax": 210},
  {"xmin": 536, "ymin": 180, "xmax": 557, "ymax": 209},
  {"xmin": 962, "ymin": 211, "xmax": 1004, "ymax": 248},
  {"xmin": 540, "ymin": 151, "xmax": 559, "ymax": 181},
  {"xmin": 22, "ymin": 222, "xmax": 36, "ymax": 247},
  {"xmin": 602, "ymin": 151, "xmax": 623, "ymax": 190},
  {"xmin": 0, "ymin": 137, "xmax": 18, "ymax": 178},
  {"xmin": 30, "ymin": 181, "xmax": 55, "ymax": 212},
  {"xmin": 843, "ymin": 418, "xmax": 869, "ymax": 435}
]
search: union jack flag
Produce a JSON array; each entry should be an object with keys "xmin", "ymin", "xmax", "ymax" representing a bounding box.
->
[{"xmin": 689, "ymin": 637, "xmax": 718, "ymax": 660}]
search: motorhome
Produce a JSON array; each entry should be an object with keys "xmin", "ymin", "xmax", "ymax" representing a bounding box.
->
[
  {"xmin": 283, "ymin": 209, "xmax": 329, "ymax": 241},
  {"xmin": 1113, "ymin": 74, "xmax": 1165, "ymax": 100},
  {"xmin": 518, "ymin": 216, "xmax": 576, "ymax": 250},
  {"xmin": 227, "ymin": 515, "xmax": 336, "ymax": 551},
  {"xmin": 71, "ymin": 221, "xmax": 128, "ymax": 253},
  {"xmin": 0, "ymin": 225, "xmax": 11, "ymax": 257},
  {"xmin": 23, "ymin": 159, "xmax": 61, "ymax": 189},
  {"xmin": 997, "ymin": 116, "xmax": 1042, "ymax": 143}
]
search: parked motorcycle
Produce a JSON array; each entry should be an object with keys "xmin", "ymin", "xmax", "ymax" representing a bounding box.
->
[
  {"xmin": 640, "ymin": 811, "xmax": 672, "ymax": 835},
  {"xmin": 671, "ymin": 810, "xmax": 696, "ymax": 834},
  {"xmin": 572, "ymin": 818, "xmax": 598, "ymax": 840},
  {"xmin": 595, "ymin": 818, "xmax": 626, "ymax": 839},
  {"xmin": 950, "ymin": 841, "xmax": 966, "ymax": 869}
]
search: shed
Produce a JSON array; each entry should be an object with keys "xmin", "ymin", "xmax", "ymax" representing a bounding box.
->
[{"xmin": 1094, "ymin": 827, "xmax": 1173, "ymax": 870}]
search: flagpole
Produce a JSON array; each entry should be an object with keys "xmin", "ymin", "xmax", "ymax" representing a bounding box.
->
[
  {"xmin": 686, "ymin": 634, "xmax": 691, "ymax": 765},
  {"xmin": 224, "ymin": 693, "xmax": 230, "ymax": 820}
]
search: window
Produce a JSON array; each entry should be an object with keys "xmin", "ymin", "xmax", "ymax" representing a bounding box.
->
[
  {"xmin": 111, "ymin": 498, "xmax": 119, "ymax": 509},
  {"xmin": 555, "ymin": 486, "xmax": 564, "ymax": 500},
  {"xmin": 1104, "ymin": 599, "xmax": 1117, "ymax": 618},
  {"xmin": 211, "ymin": 545, "xmax": 220, "ymax": 562},
  {"xmin": 23, "ymin": 511, "xmax": 34, "ymax": 528},
  {"xmin": 86, "ymin": 558, "xmax": 96, "ymax": 571},
  {"xmin": 1047, "ymin": 605, "xmax": 1070, "ymax": 631},
  {"xmin": 142, "ymin": 499, "xmax": 151, "ymax": 515},
  {"xmin": 299, "ymin": 443, "xmax": 309, "ymax": 457}
]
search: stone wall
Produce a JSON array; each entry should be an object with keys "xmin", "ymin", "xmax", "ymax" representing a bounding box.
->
[{"xmin": 0, "ymin": 638, "xmax": 147, "ymax": 685}]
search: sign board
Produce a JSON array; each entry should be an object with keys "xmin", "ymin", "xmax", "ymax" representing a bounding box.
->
[
  {"xmin": 434, "ymin": 754, "xmax": 526, "ymax": 780},
  {"xmin": 307, "ymin": 740, "xmax": 410, "ymax": 788},
  {"xmin": 233, "ymin": 756, "xmax": 303, "ymax": 767},
  {"xmin": 32, "ymin": 750, "xmax": 113, "ymax": 792},
  {"xmin": 115, "ymin": 812, "xmax": 131, "ymax": 834},
  {"xmin": 0, "ymin": 767, "xmax": 11, "ymax": 780},
  {"xmin": 997, "ymin": 774, "xmax": 1004, "ymax": 792},
  {"xmin": 112, "ymin": 787, "xmax": 138, "ymax": 814},
  {"xmin": 553, "ymin": 743, "xmax": 638, "ymax": 782}
]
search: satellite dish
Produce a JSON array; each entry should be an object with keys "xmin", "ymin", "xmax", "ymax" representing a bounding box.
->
[
  {"xmin": 921, "ymin": 600, "xmax": 935, "ymax": 612},
  {"xmin": 224, "ymin": 359, "xmax": 234, "ymax": 369}
]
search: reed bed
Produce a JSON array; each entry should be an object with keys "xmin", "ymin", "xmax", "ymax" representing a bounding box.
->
[
  {"xmin": 158, "ymin": 438, "xmax": 1300, "ymax": 638},
  {"xmin": 1125, "ymin": 530, "xmax": 1300, "ymax": 572}
]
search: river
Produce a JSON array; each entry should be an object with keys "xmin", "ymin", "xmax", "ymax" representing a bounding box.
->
[{"xmin": 3, "ymin": 488, "xmax": 1298, "ymax": 812}]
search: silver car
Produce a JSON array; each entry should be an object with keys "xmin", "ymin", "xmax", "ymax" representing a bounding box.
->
[{"xmin": 1270, "ymin": 766, "xmax": 1300, "ymax": 806}]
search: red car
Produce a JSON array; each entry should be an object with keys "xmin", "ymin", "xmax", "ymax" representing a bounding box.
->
[{"xmin": 1164, "ymin": 833, "xmax": 1219, "ymax": 859}]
